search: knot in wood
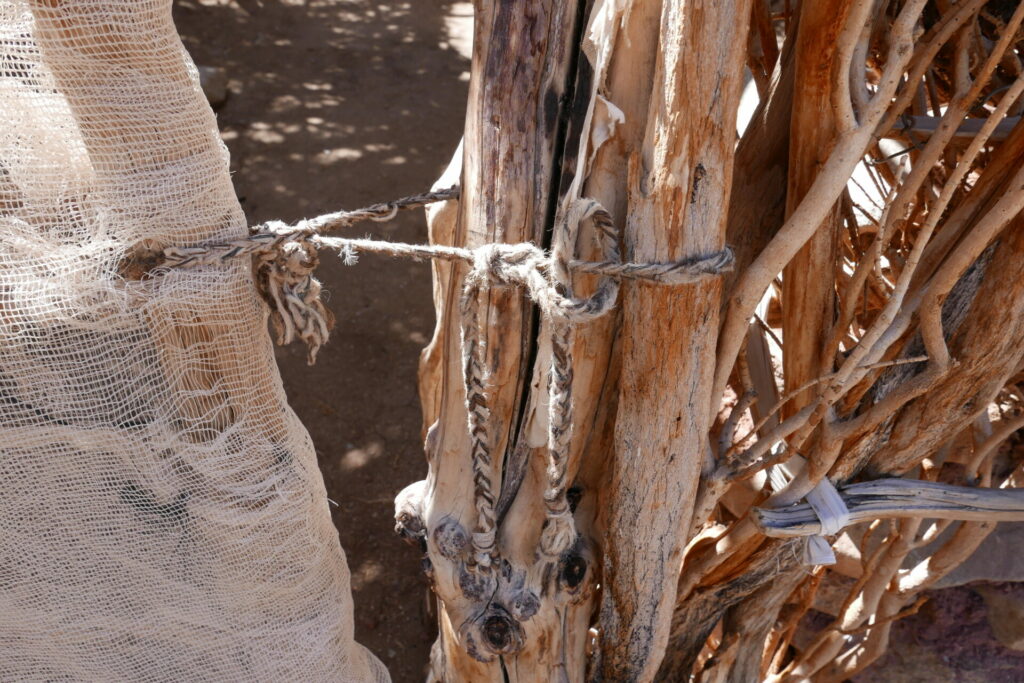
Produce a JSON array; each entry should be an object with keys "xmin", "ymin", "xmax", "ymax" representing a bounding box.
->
[
  {"xmin": 477, "ymin": 606, "xmax": 524, "ymax": 655},
  {"xmin": 432, "ymin": 517, "xmax": 469, "ymax": 560},
  {"xmin": 393, "ymin": 480, "xmax": 427, "ymax": 545},
  {"xmin": 560, "ymin": 553, "xmax": 587, "ymax": 590}
]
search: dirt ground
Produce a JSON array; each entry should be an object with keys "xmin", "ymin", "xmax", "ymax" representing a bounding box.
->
[
  {"xmin": 172, "ymin": 2, "xmax": 1024, "ymax": 681},
  {"xmin": 174, "ymin": 1, "xmax": 467, "ymax": 679}
]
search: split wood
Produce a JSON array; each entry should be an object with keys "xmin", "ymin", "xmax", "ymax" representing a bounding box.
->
[
  {"xmin": 156, "ymin": 187, "xmax": 734, "ymax": 574},
  {"xmin": 754, "ymin": 478, "xmax": 1024, "ymax": 538}
]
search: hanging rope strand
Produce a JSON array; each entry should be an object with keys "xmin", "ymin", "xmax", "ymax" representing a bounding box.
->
[
  {"xmin": 460, "ymin": 270, "xmax": 498, "ymax": 571},
  {"xmin": 537, "ymin": 199, "xmax": 622, "ymax": 566}
]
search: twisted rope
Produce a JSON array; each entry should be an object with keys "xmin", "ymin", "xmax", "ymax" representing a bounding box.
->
[
  {"xmin": 156, "ymin": 187, "xmax": 735, "ymax": 572},
  {"xmin": 161, "ymin": 199, "xmax": 735, "ymax": 367}
]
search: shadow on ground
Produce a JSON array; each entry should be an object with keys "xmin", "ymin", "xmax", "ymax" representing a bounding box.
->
[{"xmin": 173, "ymin": 1, "xmax": 470, "ymax": 679}]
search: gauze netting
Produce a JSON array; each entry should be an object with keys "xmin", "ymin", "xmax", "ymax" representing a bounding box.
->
[{"xmin": 0, "ymin": 1, "xmax": 387, "ymax": 679}]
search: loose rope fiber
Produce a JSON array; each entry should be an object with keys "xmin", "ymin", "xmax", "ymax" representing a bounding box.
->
[{"xmin": 156, "ymin": 188, "xmax": 734, "ymax": 572}]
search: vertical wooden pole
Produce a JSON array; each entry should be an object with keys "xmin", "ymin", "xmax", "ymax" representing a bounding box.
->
[
  {"xmin": 595, "ymin": 2, "xmax": 751, "ymax": 679},
  {"xmin": 414, "ymin": 1, "xmax": 585, "ymax": 679}
]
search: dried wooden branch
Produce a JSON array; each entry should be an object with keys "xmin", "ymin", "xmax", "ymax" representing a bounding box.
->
[
  {"xmin": 895, "ymin": 114, "xmax": 1021, "ymax": 141},
  {"xmin": 754, "ymin": 479, "xmax": 1024, "ymax": 538}
]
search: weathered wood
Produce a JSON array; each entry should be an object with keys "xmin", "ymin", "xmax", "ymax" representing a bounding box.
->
[
  {"xmin": 857, "ymin": 201, "xmax": 1024, "ymax": 479},
  {"xmin": 722, "ymin": 29, "xmax": 795, "ymax": 296},
  {"xmin": 414, "ymin": 0, "xmax": 586, "ymax": 679},
  {"xmin": 418, "ymin": 142, "xmax": 463, "ymax": 440},
  {"xmin": 779, "ymin": 0, "xmax": 851, "ymax": 417},
  {"xmin": 407, "ymin": 1, "xmax": 1024, "ymax": 680},
  {"xmin": 894, "ymin": 114, "xmax": 1020, "ymax": 141},
  {"xmin": 656, "ymin": 538, "xmax": 801, "ymax": 680},
  {"xmin": 754, "ymin": 479, "xmax": 1024, "ymax": 537},
  {"xmin": 596, "ymin": 1, "xmax": 751, "ymax": 679}
]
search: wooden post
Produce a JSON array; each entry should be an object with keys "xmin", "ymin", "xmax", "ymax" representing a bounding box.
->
[
  {"xmin": 595, "ymin": 1, "xmax": 751, "ymax": 679},
  {"xmin": 410, "ymin": 1, "xmax": 587, "ymax": 679}
]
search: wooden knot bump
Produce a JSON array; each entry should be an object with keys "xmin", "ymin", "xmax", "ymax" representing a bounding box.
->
[
  {"xmin": 483, "ymin": 614, "xmax": 513, "ymax": 651},
  {"xmin": 393, "ymin": 480, "xmax": 427, "ymax": 545},
  {"xmin": 508, "ymin": 589, "xmax": 540, "ymax": 621},
  {"xmin": 560, "ymin": 553, "xmax": 588, "ymax": 590},
  {"xmin": 432, "ymin": 517, "xmax": 469, "ymax": 560},
  {"xmin": 479, "ymin": 606, "xmax": 524, "ymax": 655}
]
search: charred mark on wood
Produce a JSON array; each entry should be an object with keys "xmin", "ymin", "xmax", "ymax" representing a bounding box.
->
[
  {"xmin": 543, "ymin": 88, "xmax": 561, "ymax": 138},
  {"xmin": 509, "ymin": 588, "xmax": 540, "ymax": 621},
  {"xmin": 462, "ymin": 630, "xmax": 491, "ymax": 663},
  {"xmin": 691, "ymin": 163, "xmax": 707, "ymax": 204},
  {"xmin": 566, "ymin": 485, "xmax": 583, "ymax": 513},
  {"xmin": 561, "ymin": 553, "xmax": 587, "ymax": 589},
  {"xmin": 458, "ymin": 564, "xmax": 491, "ymax": 601}
]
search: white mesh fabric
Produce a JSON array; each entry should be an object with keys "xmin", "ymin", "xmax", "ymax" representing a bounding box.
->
[{"xmin": 0, "ymin": 1, "xmax": 387, "ymax": 679}]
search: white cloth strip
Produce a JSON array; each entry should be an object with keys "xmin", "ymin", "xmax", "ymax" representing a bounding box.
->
[{"xmin": 768, "ymin": 447, "xmax": 851, "ymax": 566}]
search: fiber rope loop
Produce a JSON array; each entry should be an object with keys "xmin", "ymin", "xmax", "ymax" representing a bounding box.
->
[
  {"xmin": 157, "ymin": 185, "xmax": 736, "ymax": 365},
  {"xmin": 459, "ymin": 198, "xmax": 623, "ymax": 573},
  {"xmin": 156, "ymin": 187, "xmax": 736, "ymax": 573}
]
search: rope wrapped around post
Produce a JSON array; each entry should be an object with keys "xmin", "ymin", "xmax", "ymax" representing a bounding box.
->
[
  {"xmin": 535, "ymin": 199, "xmax": 621, "ymax": 572},
  {"xmin": 155, "ymin": 187, "xmax": 735, "ymax": 575},
  {"xmin": 159, "ymin": 187, "xmax": 734, "ymax": 364}
]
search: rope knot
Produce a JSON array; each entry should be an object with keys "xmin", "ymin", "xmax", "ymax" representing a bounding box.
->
[
  {"xmin": 471, "ymin": 529, "xmax": 497, "ymax": 570},
  {"xmin": 155, "ymin": 187, "xmax": 738, "ymax": 581},
  {"xmin": 466, "ymin": 238, "xmax": 618, "ymax": 326},
  {"xmin": 538, "ymin": 507, "xmax": 575, "ymax": 559},
  {"xmin": 468, "ymin": 242, "xmax": 547, "ymax": 287},
  {"xmin": 256, "ymin": 235, "xmax": 334, "ymax": 364}
]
